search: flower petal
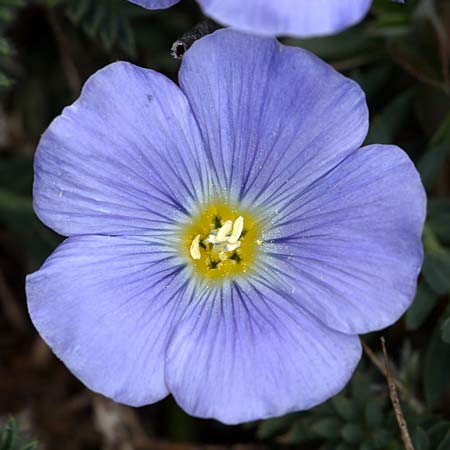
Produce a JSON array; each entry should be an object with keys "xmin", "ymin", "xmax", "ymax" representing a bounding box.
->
[
  {"xmin": 34, "ymin": 61, "xmax": 208, "ymax": 237},
  {"xmin": 26, "ymin": 235, "xmax": 191, "ymax": 406},
  {"xmin": 128, "ymin": 0, "xmax": 180, "ymax": 9},
  {"xmin": 263, "ymin": 145, "xmax": 426, "ymax": 335},
  {"xmin": 165, "ymin": 279, "xmax": 362, "ymax": 424},
  {"xmin": 179, "ymin": 29, "xmax": 368, "ymax": 210},
  {"xmin": 196, "ymin": 0, "xmax": 371, "ymax": 37}
]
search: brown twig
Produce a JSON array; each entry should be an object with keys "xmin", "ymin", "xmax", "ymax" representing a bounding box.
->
[
  {"xmin": 380, "ymin": 337, "xmax": 415, "ymax": 450},
  {"xmin": 361, "ymin": 338, "xmax": 424, "ymax": 414}
]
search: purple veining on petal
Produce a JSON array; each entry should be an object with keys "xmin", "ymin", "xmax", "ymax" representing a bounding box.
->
[{"xmin": 27, "ymin": 29, "xmax": 425, "ymax": 424}]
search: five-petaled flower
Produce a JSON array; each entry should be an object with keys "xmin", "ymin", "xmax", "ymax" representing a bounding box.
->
[
  {"xmin": 26, "ymin": 29, "xmax": 425, "ymax": 425},
  {"xmin": 129, "ymin": 0, "xmax": 403, "ymax": 37}
]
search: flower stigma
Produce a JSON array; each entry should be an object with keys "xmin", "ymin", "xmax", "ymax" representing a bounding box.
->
[{"xmin": 183, "ymin": 202, "xmax": 261, "ymax": 281}]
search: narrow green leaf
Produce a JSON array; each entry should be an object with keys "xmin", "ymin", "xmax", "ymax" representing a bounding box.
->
[
  {"xmin": 17, "ymin": 442, "xmax": 38, "ymax": 450},
  {"xmin": 424, "ymin": 324, "xmax": 450, "ymax": 407},
  {"xmin": 437, "ymin": 431, "xmax": 450, "ymax": 450},
  {"xmin": 256, "ymin": 414, "xmax": 297, "ymax": 439},
  {"xmin": 413, "ymin": 428, "xmax": 431, "ymax": 450},
  {"xmin": 0, "ymin": 418, "xmax": 16, "ymax": 450},
  {"xmin": 311, "ymin": 418, "xmax": 341, "ymax": 440},
  {"xmin": 427, "ymin": 421, "xmax": 450, "ymax": 447},
  {"xmin": 417, "ymin": 143, "xmax": 450, "ymax": 190},
  {"xmin": 341, "ymin": 423, "xmax": 364, "ymax": 444},
  {"xmin": 332, "ymin": 396, "xmax": 356, "ymax": 421},
  {"xmin": 365, "ymin": 399, "xmax": 384, "ymax": 429},
  {"xmin": 441, "ymin": 315, "xmax": 450, "ymax": 344},
  {"xmin": 406, "ymin": 282, "xmax": 439, "ymax": 330},
  {"xmin": 365, "ymin": 88, "xmax": 415, "ymax": 145},
  {"xmin": 422, "ymin": 225, "xmax": 450, "ymax": 295},
  {"xmin": 428, "ymin": 199, "xmax": 450, "ymax": 244},
  {"xmin": 422, "ymin": 251, "xmax": 450, "ymax": 295}
]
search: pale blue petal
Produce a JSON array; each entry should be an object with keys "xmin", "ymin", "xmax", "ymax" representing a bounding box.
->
[
  {"xmin": 197, "ymin": 0, "xmax": 371, "ymax": 37},
  {"xmin": 165, "ymin": 279, "xmax": 362, "ymax": 424},
  {"xmin": 261, "ymin": 145, "xmax": 426, "ymax": 334},
  {"xmin": 179, "ymin": 29, "xmax": 368, "ymax": 210},
  {"xmin": 34, "ymin": 61, "xmax": 208, "ymax": 237},
  {"xmin": 129, "ymin": 0, "xmax": 180, "ymax": 9},
  {"xmin": 26, "ymin": 235, "xmax": 191, "ymax": 406}
]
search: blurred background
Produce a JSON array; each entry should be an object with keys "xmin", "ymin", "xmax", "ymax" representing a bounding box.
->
[{"xmin": 0, "ymin": 0, "xmax": 449, "ymax": 449}]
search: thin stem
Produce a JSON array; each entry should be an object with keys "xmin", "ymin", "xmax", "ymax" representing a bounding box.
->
[
  {"xmin": 361, "ymin": 338, "xmax": 424, "ymax": 414},
  {"xmin": 380, "ymin": 337, "xmax": 415, "ymax": 450}
]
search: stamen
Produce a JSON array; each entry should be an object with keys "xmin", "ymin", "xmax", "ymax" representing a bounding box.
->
[
  {"xmin": 225, "ymin": 241, "xmax": 241, "ymax": 252},
  {"xmin": 190, "ymin": 234, "xmax": 201, "ymax": 260},
  {"xmin": 228, "ymin": 216, "xmax": 244, "ymax": 243},
  {"xmin": 216, "ymin": 220, "xmax": 233, "ymax": 242},
  {"xmin": 189, "ymin": 216, "xmax": 246, "ymax": 267}
]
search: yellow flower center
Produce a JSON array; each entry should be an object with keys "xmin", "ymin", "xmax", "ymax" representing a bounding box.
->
[{"xmin": 183, "ymin": 202, "xmax": 261, "ymax": 281}]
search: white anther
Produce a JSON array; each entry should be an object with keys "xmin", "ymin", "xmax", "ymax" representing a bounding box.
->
[
  {"xmin": 190, "ymin": 216, "xmax": 245, "ymax": 262},
  {"xmin": 190, "ymin": 234, "xmax": 201, "ymax": 260},
  {"xmin": 205, "ymin": 232, "xmax": 217, "ymax": 245},
  {"xmin": 228, "ymin": 216, "xmax": 244, "ymax": 244},
  {"xmin": 225, "ymin": 241, "xmax": 241, "ymax": 253},
  {"xmin": 216, "ymin": 220, "xmax": 233, "ymax": 242}
]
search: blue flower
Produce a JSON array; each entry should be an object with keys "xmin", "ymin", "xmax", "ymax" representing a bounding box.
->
[
  {"xmin": 130, "ymin": 0, "xmax": 373, "ymax": 37},
  {"xmin": 26, "ymin": 29, "xmax": 425, "ymax": 425}
]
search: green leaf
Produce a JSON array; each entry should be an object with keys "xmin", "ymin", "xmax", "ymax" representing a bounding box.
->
[
  {"xmin": 406, "ymin": 282, "xmax": 439, "ymax": 330},
  {"xmin": 335, "ymin": 444, "xmax": 352, "ymax": 450},
  {"xmin": 427, "ymin": 421, "xmax": 450, "ymax": 447},
  {"xmin": 424, "ymin": 323, "xmax": 450, "ymax": 407},
  {"xmin": 422, "ymin": 250, "xmax": 450, "ymax": 295},
  {"xmin": 422, "ymin": 225, "xmax": 450, "ymax": 295},
  {"xmin": 365, "ymin": 88, "xmax": 415, "ymax": 145},
  {"xmin": 437, "ymin": 430, "xmax": 450, "ymax": 450},
  {"xmin": 256, "ymin": 414, "xmax": 297, "ymax": 439},
  {"xmin": 417, "ymin": 109, "xmax": 450, "ymax": 190},
  {"xmin": 0, "ymin": 0, "xmax": 24, "ymax": 92},
  {"xmin": 365, "ymin": 399, "xmax": 384, "ymax": 429},
  {"xmin": 341, "ymin": 423, "xmax": 364, "ymax": 444},
  {"xmin": 0, "ymin": 189, "xmax": 61, "ymax": 264},
  {"xmin": 428, "ymin": 199, "xmax": 450, "ymax": 244},
  {"xmin": 62, "ymin": 0, "xmax": 144, "ymax": 57},
  {"xmin": 413, "ymin": 428, "xmax": 431, "ymax": 450},
  {"xmin": 441, "ymin": 315, "xmax": 450, "ymax": 344},
  {"xmin": 371, "ymin": 429, "xmax": 393, "ymax": 449},
  {"xmin": 387, "ymin": 0, "xmax": 449, "ymax": 90},
  {"xmin": 0, "ymin": 417, "xmax": 38, "ymax": 450},
  {"xmin": 331, "ymin": 396, "xmax": 356, "ymax": 421},
  {"xmin": 360, "ymin": 442, "xmax": 376, "ymax": 450},
  {"xmin": 311, "ymin": 418, "xmax": 341, "ymax": 440},
  {"xmin": 0, "ymin": 418, "xmax": 17, "ymax": 450},
  {"xmin": 17, "ymin": 442, "xmax": 38, "ymax": 450},
  {"xmin": 417, "ymin": 143, "xmax": 450, "ymax": 190},
  {"xmin": 287, "ymin": 25, "xmax": 377, "ymax": 65},
  {"xmin": 0, "ymin": 157, "xmax": 34, "ymax": 195}
]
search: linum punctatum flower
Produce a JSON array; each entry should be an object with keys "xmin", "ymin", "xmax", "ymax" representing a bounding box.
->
[
  {"xmin": 26, "ymin": 29, "xmax": 425, "ymax": 425},
  {"xmin": 129, "ymin": 0, "xmax": 404, "ymax": 37}
]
